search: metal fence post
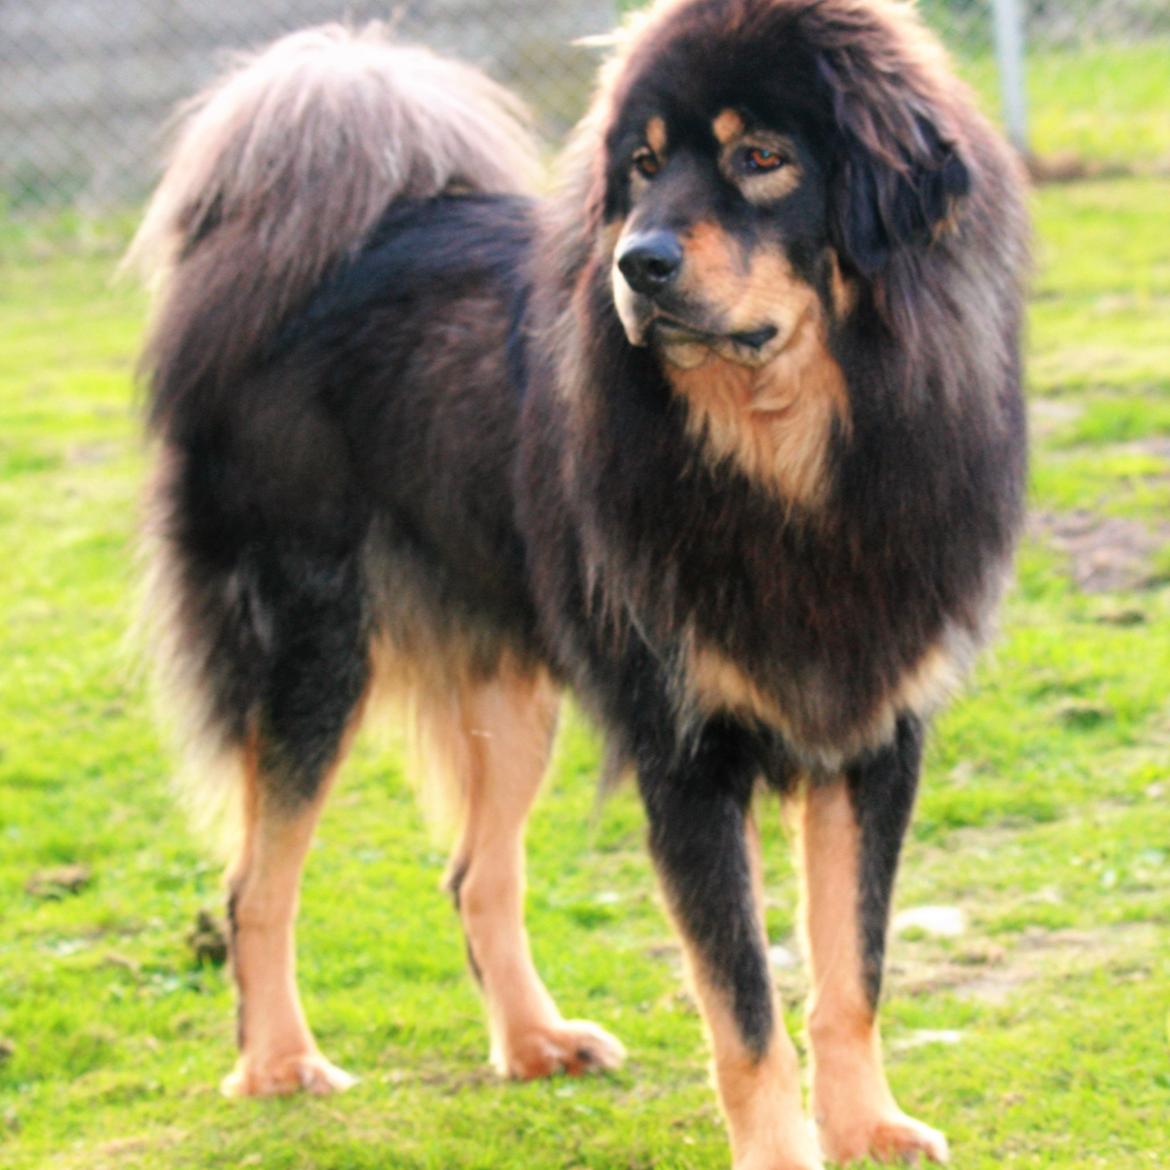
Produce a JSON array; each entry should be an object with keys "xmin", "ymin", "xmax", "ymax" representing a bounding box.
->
[{"xmin": 991, "ymin": 0, "xmax": 1030, "ymax": 156}]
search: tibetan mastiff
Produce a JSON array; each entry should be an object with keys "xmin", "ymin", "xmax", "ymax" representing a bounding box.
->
[{"xmin": 132, "ymin": 1, "xmax": 1027, "ymax": 1165}]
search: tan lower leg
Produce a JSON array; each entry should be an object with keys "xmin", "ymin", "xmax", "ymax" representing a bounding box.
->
[
  {"xmin": 447, "ymin": 670, "xmax": 623, "ymax": 1078},
  {"xmin": 688, "ymin": 962, "xmax": 821, "ymax": 1170},
  {"xmin": 665, "ymin": 815, "xmax": 819, "ymax": 1170},
  {"xmin": 222, "ymin": 746, "xmax": 353, "ymax": 1096},
  {"xmin": 665, "ymin": 811, "xmax": 821, "ymax": 1170},
  {"xmin": 798, "ymin": 780, "xmax": 947, "ymax": 1164}
]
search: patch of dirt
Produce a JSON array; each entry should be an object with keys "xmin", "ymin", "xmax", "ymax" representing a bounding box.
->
[
  {"xmin": 1110, "ymin": 436, "xmax": 1170, "ymax": 462},
  {"xmin": 889, "ymin": 922, "xmax": 1160, "ymax": 1005},
  {"xmin": 1029, "ymin": 397, "xmax": 1083, "ymax": 440},
  {"xmin": 66, "ymin": 441, "xmax": 122, "ymax": 466},
  {"xmin": 757, "ymin": 920, "xmax": 1159, "ymax": 1009},
  {"xmin": 95, "ymin": 1128, "xmax": 187, "ymax": 1161},
  {"xmin": 1030, "ymin": 509, "xmax": 1170, "ymax": 592},
  {"xmin": 382, "ymin": 1062, "xmax": 500, "ymax": 1092},
  {"xmin": 1025, "ymin": 152, "xmax": 1135, "ymax": 185}
]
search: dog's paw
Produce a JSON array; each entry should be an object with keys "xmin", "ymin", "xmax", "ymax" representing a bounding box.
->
[
  {"xmin": 221, "ymin": 1051, "xmax": 358, "ymax": 1097},
  {"xmin": 498, "ymin": 1018, "xmax": 626, "ymax": 1080},
  {"xmin": 819, "ymin": 1111, "xmax": 948, "ymax": 1166}
]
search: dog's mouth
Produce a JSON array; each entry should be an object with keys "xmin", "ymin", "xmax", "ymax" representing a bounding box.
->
[
  {"xmin": 646, "ymin": 315, "xmax": 781, "ymax": 368},
  {"xmin": 651, "ymin": 316, "xmax": 778, "ymax": 350},
  {"xmin": 611, "ymin": 265, "xmax": 785, "ymax": 369}
]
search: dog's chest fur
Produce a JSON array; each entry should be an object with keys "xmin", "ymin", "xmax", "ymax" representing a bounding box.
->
[
  {"xmin": 572, "ymin": 344, "xmax": 1004, "ymax": 767},
  {"xmin": 665, "ymin": 317, "xmax": 850, "ymax": 510}
]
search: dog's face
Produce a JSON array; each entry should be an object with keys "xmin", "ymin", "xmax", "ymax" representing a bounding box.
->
[
  {"xmin": 597, "ymin": 0, "xmax": 970, "ymax": 372},
  {"xmin": 609, "ymin": 103, "xmax": 831, "ymax": 370}
]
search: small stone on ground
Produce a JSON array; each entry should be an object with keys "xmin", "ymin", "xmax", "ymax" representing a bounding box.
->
[{"xmin": 893, "ymin": 905, "xmax": 967, "ymax": 938}]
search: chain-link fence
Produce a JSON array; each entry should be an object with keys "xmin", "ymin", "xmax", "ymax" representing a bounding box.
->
[
  {"xmin": 923, "ymin": 0, "xmax": 1170, "ymax": 47},
  {"xmin": 2, "ymin": 1, "xmax": 1168, "ymax": 213},
  {"xmin": 0, "ymin": 0, "xmax": 615, "ymax": 211}
]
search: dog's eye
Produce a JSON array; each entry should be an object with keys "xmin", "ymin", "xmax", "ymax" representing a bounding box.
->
[
  {"xmin": 741, "ymin": 146, "xmax": 787, "ymax": 174},
  {"xmin": 632, "ymin": 148, "xmax": 661, "ymax": 179}
]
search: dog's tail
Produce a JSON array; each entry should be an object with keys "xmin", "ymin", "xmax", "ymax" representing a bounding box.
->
[
  {"xmin": 130, "ymin": 26, "xmax": 538, "ymax": 841},
  {"xmin": 127, "ymin": 22, "xmax": 539, "ymax": 427}
]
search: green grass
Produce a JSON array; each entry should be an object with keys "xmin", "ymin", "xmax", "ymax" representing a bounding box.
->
[
  {"xmin": 2, "ymin": 178, "xmax": 1170, "ymax": 1169},
  {"xmin": 958, "ymin": 41, "xmax": 1170, "ymax": 171}
]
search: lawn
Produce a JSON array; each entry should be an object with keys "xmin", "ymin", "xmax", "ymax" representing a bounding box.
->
[
  {"xmin": 1, "ymin": 174, "xmax": 1168, "ymax": 1169},
  {"xmin": 959, "ymin": 40, "xmax": 1170, "ymax": 172}
]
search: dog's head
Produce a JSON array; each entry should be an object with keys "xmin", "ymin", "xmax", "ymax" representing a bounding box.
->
[{"xmin": 593, "ymin": 0, "xmax": 972, "ymax": 370}]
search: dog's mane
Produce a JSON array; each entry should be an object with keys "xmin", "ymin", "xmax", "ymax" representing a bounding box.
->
[{"xmin": 527, "ymin": 0, "xmax": 1029, "ymax": 754}]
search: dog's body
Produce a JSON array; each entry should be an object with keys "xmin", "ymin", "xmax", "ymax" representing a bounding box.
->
[{"xmin": 134, "ymin": 3, "xmax": 1028, "ymax": 1165}]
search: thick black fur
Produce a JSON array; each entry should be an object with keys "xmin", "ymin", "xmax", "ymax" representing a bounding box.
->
[
  {"xmin": 847, "ymin": 716, "xmax": 924, "ymax": 1006},
  {"xmin": 640, "ymin": 716, "xmax": 789, "ymax": 1056},
  {"xmin": 154, "ymin": 196, "xmax": 544, "ymax": 797}
]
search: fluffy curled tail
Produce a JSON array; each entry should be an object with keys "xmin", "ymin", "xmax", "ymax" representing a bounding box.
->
[{"xmin": 127, "ymin": 22, "xmax": 539, "ymax": 428}]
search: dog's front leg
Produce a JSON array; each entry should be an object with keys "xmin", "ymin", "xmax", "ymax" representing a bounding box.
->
[
  {"xmin": 638, "ymin": 721, "xmax": 822, "ymax": 1170},
  {"xmin": 798, "ymin": 718, "xmax": 949, "ymax": 1165}
]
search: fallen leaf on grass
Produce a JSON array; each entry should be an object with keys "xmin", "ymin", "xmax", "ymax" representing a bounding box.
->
[
  {"xmin": 1055, "ymin": 699, "xmax": 1114, "ymax": 730},
  {"xmin": 104, "ymin": 952, "xmax": 143, "ymax": 976},
  {"xmin": 25, "ymin": 863, "xmax": 91, "ymax": 899},
  {"xmin": 185, "ymin": 909, "xmax": 229, "ymax": 966},
  {"xmin": 1091, "ymin": 604, "xmax": 1147, "ymax": 626}
]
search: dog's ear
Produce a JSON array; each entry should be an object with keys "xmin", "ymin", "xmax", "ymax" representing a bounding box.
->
[
  {"xmin": 820, "ymin": 55, "xmax": 971, "ymax": 279},
  {"xmin": 557, "ymin": 102, "xmax": 620, "ymax": 240},
  {"xmin": 584, "ymin": 149, "xmax": 612, "ymax": 238}
]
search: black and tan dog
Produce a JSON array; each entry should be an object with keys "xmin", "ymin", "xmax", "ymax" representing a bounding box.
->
[{"xmin": 132, "ymin": 2, "xmax": 1027, "ymax": 1165}]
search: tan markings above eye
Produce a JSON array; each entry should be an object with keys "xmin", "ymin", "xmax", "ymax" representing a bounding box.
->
[
  {"xmin": 645, "ymin": 116, "xmax": 667, "ymax": 156},
  {"xmin": 712, "ymin": 108, "xmax": 745, "ymax": 145}
]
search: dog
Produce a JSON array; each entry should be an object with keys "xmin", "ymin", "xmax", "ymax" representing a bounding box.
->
[{"xmin": 131, "ymin": 2, "xmax": 1028, "ymax": 1166}]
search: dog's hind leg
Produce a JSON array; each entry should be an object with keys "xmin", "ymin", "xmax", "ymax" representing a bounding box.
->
[
  {"xmin": 218, "ymin": 549, "xmax": 370, "ymax": 1098},
  {"xmin": 220, "ymin": 743, "xmax": 358, "ymax": 1097},
  {"xmin": 443, "ymin": 667, "xmax": 625, "ymax": 1079},
  {"xmin": 798, "ymin": 718, "xmax": 949, "ymax": 1165},
  {"xmin": 639, "ymin": 720, "xmax": 823, "ymax": 1170}
]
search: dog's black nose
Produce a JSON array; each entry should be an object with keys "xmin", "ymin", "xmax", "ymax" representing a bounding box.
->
[{"xmin": 617, "ymin": 230, "xmax": 683, "ymax": 296}]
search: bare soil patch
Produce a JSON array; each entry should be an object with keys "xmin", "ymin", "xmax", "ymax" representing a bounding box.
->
[{"xmin": 1031, "ymin": 509, "xmax": 1170, "ymax": 592}]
